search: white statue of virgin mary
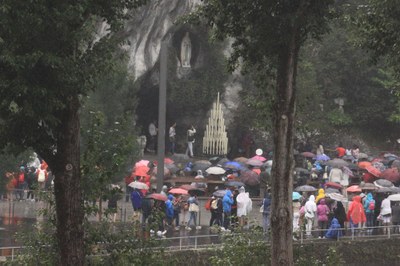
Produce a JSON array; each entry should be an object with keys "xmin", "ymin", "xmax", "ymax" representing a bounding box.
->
[{"xmin": 181, "ymin": 32, "xmax": 192, "ymax": 68}]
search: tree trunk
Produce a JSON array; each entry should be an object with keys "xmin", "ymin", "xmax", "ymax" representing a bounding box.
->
[
  {"xmin": 270, "ymin": 27, "xmax": 300, "ymax": 266},
  {"xmin": 53, "ymin": 95, "xmax": 85, "ymax": 265}
]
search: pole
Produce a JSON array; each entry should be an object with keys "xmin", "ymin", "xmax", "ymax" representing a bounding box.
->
[{"xmin": 157, "ymin": 40, "xmax": 167, "ymax": 192}]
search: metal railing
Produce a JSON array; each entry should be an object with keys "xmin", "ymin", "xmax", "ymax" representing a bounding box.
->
[{"xmin": 1, "ymin": 225, "xmax": 400, "ymax": 261}]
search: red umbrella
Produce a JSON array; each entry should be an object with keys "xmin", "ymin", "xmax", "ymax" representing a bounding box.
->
[
  {"xmin": 325, "ymin": 182, "xmax": 343, "ymax": 189},
  {"xmin": 301, "ymin": 152, "xmax": 315, "ymax": 158},
  {"xmin": 133, "ymin": 166, "xmax": 150, "ymax": 177},
  {"xmin": 381, "ymin": 168, "xmax": 400, "ymax": 183},
  {"xmin": 169, "ymin": 188, "xmax": 188, "ymax": 195},
  {"xmin": 358, "ymin": 161, "xmax": 372, "ymax": 169},
  {"xmin": 180, "ymin": 184, "xmax": 196, "ymax": 190},
  {"xmin": 365, "ymin": 165, "xmax": 381, "ymax": 177},
  {"xmin": 148, "ymin": 193, "xmax": 168, "ymax": 201},
  {"xmin": 362, "ymin": 172, "xmax": 378, "ymax": 183},
  {"xmin": 347, "ymin": 185, "xmax": 362, "ymax": 193},
  {"xmin": 240, "ymin": 170, "xmax": 260, "ymax": 186},
  {"xmin": 164, "ymin": 158, "xmax": 174, "ymax": 165}
]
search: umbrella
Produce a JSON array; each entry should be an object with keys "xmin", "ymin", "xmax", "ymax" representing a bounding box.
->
[
  {"xmin": 342, "ymin": 166, "xmax": 354, "ymax": 177},
  {"xmin": 234, "ymin": 157, "xmax": 248, "ymax": 163},
  {"xmin": 195, "ymin": 160, "xmax": 212, "ymax": 166},
  {"xmin": 391, "ymin": 160, "xmax": 400, "ymax": 168},
  {"xmin": 171, "ymin": 153, "xmax": 189, "ymax": 163},
  {"xmin": 358, "ymin": 153, "xmax": 369, "ymax": 160},
  {"xmin": 133, "ymin": 166, "xmax": 150, "ymax": 177},
  {"xmin": 165, "ymin": 164, "xmax": 180, "ymax": 174},
  {"xmin": 209, "ymin": 156, "xmax": 221, "ymax": 165},
  {"xmin": 292, "ymin": 192, "xmax": 302, "ymax": 201},
  {"xmin": 315, "ymin": 154, "xmax": 330, "ymax": 161},
  {"xmin": 180, "ymin": 184, "xmax": 196, "ymax": 190},
  {"xmin": 169, "ymin": 188, "xmax": 188, "ymax": 195},
  {"xmin": 359, "ymin": 182, "xmax": 378, "ymax": 191},
  {"xmin": 374, "ymin": 179, "xmax": 394, "ymax": 188},
  {"xmin": 225, "ymin": 180, "xmax": 245, "ymax": 187},
  {"xmin": 376, "ymin": 187, "xmax": 400, "ymax": 193},
  {"xmin": 325, "ymin": 182, "xmax": 343, "ymax": 189},
  {"xmin": 213, "ymin": 190, "xmax": 226, "ymax": 198},
  {"xmin": 135, "ymin": 160, "xmax": 150, "ymax": 168},
  {"xmin": 342, "ymin": 155, "xmax": 355, "ymax": 161},
  {"xmin": 251, "ymin": 155, "xmax": 267, "ymax": 162},
  {"xmin": 346, "ymin": 185, "xmax": 362, "ymax": 193},
  {"xmin": 128, "ymin": 181, "xmax": 149, "ymax": 190},
  {"xmin": 148, "ymin": 193, "xmax": 168, "ymax": 201},
  {"xmin": 294, "ymin": 185, "xmax": 317, "ymax": 192},
  {"xmin": 326, "ymin": 158, "xmax": 349, "ymax": 168},
  {"xmin": 164, "ymin": 158, "xmax": 174, "ymax": 165},
  {"xmin": 325, "ymin": 187, "xmax": 340, "ymax": 194},
  {"xmin": 371, "ymin": 162, "xmax": 386, "ymax": 172},
  {"xmin": 188, "ymin": 187, "xmax": 206, "ymax": 196},
  {"xmin": 358, "ymin": 161, "xmax": 372, "ymax": 169},
  {"xmin": 388, "ymin": 194, "xmax": 400, "ymax": 201},
  {"xmin": 381, "ymin": 168, "xmax": 400, "ymax": 183},
  {"xmin": 192, "ymin": 163, "xmax": 211, "ymax": 172},
  {"xmin": 206, "ymin": 166, "xmax": 226, "ymax": 175},
  {"xmin": 223, "ymin": 161, "xmax": 245, "ymax": 171},
  {"xmin": 326, "ymin": 193, "xmax": 348, "ymax": 202},
  {"xmin": 246, "ymin": 159, "xmax": 263, "ymax": 167},
  {"xmin": 365, "ymin": 165, "xmax": 381, "ymax": 177},
  {"xmin": 240, "ymin": 170, "xmax": 260, "ymax": 186},
  {"xmin": 217, "ymin": 158, "xmax": 229, "ymax": 166},
  {"xmin": 294, "ymin": 167, "xmax": 310, "ymax": 175},
  {"xmin": 301, "ymin": 152, "xmax": 315, "ymax": 158}
]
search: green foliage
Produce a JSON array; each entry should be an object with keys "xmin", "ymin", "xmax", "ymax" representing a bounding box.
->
[{"xmin": 326, "ymin": 110, "xmax": 353, "ymax": 127}]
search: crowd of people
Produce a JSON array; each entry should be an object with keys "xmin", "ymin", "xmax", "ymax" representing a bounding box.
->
[{"xmin": 1, "ymin": 154, "xmax": 50, "ymax": 201}]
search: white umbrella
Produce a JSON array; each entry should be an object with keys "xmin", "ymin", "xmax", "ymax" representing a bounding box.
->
[
  {"xmin": 326, "ymin": 193, "xmax": 348, "ymax": 203},
  {"xmin": 128, "ymin": 181, "xmax": 149, "ymax": 190},
  {"xmin": 206, "ymin": 166, "xmax": 226, "ymax": 175},
  {"xmin": 388, "ymin": 194, "xmax": 400, "ymax": 201}
]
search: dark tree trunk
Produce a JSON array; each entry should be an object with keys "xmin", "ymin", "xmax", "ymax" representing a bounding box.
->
[
  {"xmin": 53, "ymin": 95, "xmax": 85, "ymax": 265},
  {"xmin": 270, "ymin": 26, "xmax": 300, "ymax": 266}
]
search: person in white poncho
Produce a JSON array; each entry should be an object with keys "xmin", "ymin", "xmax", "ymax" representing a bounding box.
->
[
  {"xmin": 236, "ymin": 186, "xmax": 253, "ymax": 228},
  {"xmin": 305, "ymin": 195, "xmax": 317, "ymax": 237}
]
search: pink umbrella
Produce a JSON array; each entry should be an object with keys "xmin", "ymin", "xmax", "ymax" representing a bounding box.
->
[
  {"xmin": 148, "ymin": 193, "xmax": 168, "ymax": 202},
  {"xmin": 133, "ymin": 166, "xmax": 150, "ymax": 177},
  {"xmin": 180, "ymin": 184, "xmax": 196, "ymax": 190},
  {"xmin": 251, "ymin": 155, "xmax": 267, "ymax": 162},
  {"xmin": 135, "ymin": 160, "xmax": 150, "ymax": 168},
  {"xmin": 246, "ymin": 159, "xmax": 263, "ymax": 167},
  {"xmin": 347, "ymin": 185, "xmax": 362, "ymax": 193},
  {"xmin": 169, "ymin": 188, "xmax": 188, "ymax": 195},
  {"xmin": 164, "ymin": 157, "xmax": 174, "ymax": 165}
]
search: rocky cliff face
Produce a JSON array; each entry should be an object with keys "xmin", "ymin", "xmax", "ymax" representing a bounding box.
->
[{"xmin": 123, "ymin": 0, "xmax": 201, "ymax": 79}]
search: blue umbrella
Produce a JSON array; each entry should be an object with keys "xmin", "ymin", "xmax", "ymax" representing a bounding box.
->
[
  {"xmin": 292, "ymin": 192, "xmax": 301, "ymax": 201},
  {"xmin": 223, "ymin": 161, "xmax": 245, "ymax": 171},
  {"xmin": 315, "ymin": 154, "xmax": 330, "ymax": 161}
]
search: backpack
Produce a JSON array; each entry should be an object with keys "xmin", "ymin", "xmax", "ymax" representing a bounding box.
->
[
  {"xmin": 211, "ymin": 199, "xmax": 219, "ymax": 210},
  {"xmin": 368, "ymin": 200, "xmax": 375, "ymax": 210}
]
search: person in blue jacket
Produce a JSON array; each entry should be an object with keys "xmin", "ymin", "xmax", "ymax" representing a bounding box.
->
[
  {"xmin": 325, "ymin": 217, "xmax": 343, "ymax": 240},
  {"xmin": 165, "ymin": 194, "xmax": 175, "ymax": 227},
  {"xmin": 363, "ymin": 192, "xmax": 375, "ymax": 234},
  {"xmin": 222, "ymin": 189, "xmax": 234, "ymax": 230}
]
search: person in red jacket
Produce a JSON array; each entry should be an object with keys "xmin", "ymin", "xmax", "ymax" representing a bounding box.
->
[{"xmin": 347, "ymin": 195, "xmax": 366, "ymax": 235}]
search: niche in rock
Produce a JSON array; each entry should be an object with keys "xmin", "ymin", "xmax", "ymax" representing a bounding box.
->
[{"xmin": 172, "ymin": 29, "xmax": 200, "ymax": 78}]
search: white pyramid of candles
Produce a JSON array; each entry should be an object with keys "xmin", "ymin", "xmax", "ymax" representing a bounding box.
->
[{"xmin": 202, "ymin": 93, "xmax": 228, "ymax": 155}]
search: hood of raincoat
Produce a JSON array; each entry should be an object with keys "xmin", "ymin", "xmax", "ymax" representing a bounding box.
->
[
  {"xmin": 309, "ymin": 195, "xmax": 315, "ymax": 202},
  {"xmin": 353, "ymin": 195, "xmax": 362, "ymax": 203},
  {"xmin": 168, "ymin": 194, "xmax": 174, "ymax": 200},
  {"xmin": 366, "ymin": 193, "xmax": 373, "ymax": 201},
  {"xmin": 315, "ymin": 188, "xmax": 325, "ymax": 203}
]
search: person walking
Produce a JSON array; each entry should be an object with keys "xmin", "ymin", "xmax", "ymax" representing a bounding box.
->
[
  {"xmin": 316, "ymin": 199, "xmax": 330, "ymax": 238},
  {"xmin": 347, "ymin": 195, "xmax": 366, "ymax": 235},
  {"xmin": 222, "ymin": 189, "xmax": 234, "ymax": 230},
  {"xmin": 261, "ymin": 192, "xmax": 271, "ymax": 238},
  {"xmin": 186, "ymin": 194, "xmax": 200, "ymax": 230},
  {"xmin": 305, "ymin": 195, "xmax": 317, "ymax": 237},
  {"xmin": 169, "ymin": 122, "xmax": 177, "ymax": 155},
  {"xmin": 379, "ymin": 194, "xmax": 392, "ymax": 235},
  {"xmin": 363, "ymin": 192, "xmax": 376, "ymax": 234},
  {"xmin": 236, "ymin": 186, "xmax": 252, "ymax": 229},
  {"xmin": 209, "ymin": 196, "xmax": 222, "ymax": 226},
  {"xmin": 185, "ymin": 125, "xmax": 196, "ymax": 158}
]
